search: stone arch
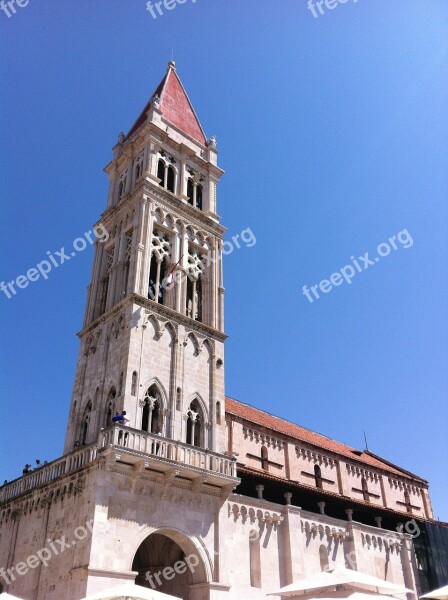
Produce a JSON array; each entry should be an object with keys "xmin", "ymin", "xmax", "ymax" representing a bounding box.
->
[
  {"xmin": 185, "ymin": 332, "xmax": 200, "ymax": 356},
  {"xmin": 164, "ymin": 213, "xmax": 175, "ymax": 229},
  {"xmin": 130, "ymin": 526, "xmax": 212, "ymax": 598},
  {"xmin": 164, "ymin": 321, "xmax": 178, "ymax": 344},
  {"xmin": 154, "ymin": 207, "xmax": 164, "ymax": 224},
  {"xmin": 146, "ymin": 314, "xmax": 162, "ymax": 339},
  {"xmin": 201, "ymin": 337, "xmax": 214, "ymax": 357},
  {"xmin": 185, "ymin": 393, "xmax": 208, "ymax": 423},
  {"xmin": 141, "ymin": 379, "xmax": 168, "ymax": 435}
]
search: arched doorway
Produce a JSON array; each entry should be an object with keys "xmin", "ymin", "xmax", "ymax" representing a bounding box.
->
[{"xmin": 132, "ymin": 531, "xmax": 209, "ymax": 600}]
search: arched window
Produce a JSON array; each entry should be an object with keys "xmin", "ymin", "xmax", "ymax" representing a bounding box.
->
[
  {"xmin": 157, "ymin": 159, "xmax": 165, "ymax": 186},
  {"xmin": 131, "ymin": 371, "xmax": 138, "ymax": 396},
  {"xmin": 314, "ymin": 464, "xmax": 323, "ymax": 489},
  {"xmin": 187, "ymin": 179, "xmax": 194, "ymax": 205},
  {"xmin": 319, "ymin": 544, "xmax": 329, "ymax": 572},
  {"xmin": 81, "ymin": 401, "xmax": 92, "ymax": 445},
  {"xmin": 261, "ymin": 447, "xmax": 269, "ymax": 471},
  {"xmin": 105, "ymin": 387, "xmax": 116, "ymax": 427},
  {"xmin": 135, "ymin": 157, "xmax": 143, "ymax": 182},
  {"xmin": 361, "ymin": 478, "xmax": 370, "ymax": 502},
  {"xmin": 186, "ymin": 275, "xmax": 202, "ymax": 321},
  {"xmin": 148, "ymin": 230, "xmax": 171, "ymax": 305},
  {"xmin": 186, "ymin": 399, "xmax": 203, "ymax": 447},
  {"xmin": 141, "ymin": 386, "xmax": 162, "ymax": 434},
  {"xmin": 249, "ymin": 530, "xmax": 261, "ymax": 588},
  {"xmin": 167, "ymin": 165, "xmax": 175, "ymax": 193},
  {"xmin": 122, "ymin": 230, "xmax": 133, "ymax": 298},
  {"xmin": 196, "ymin": 184, "xmax": 203, "ymax": 210},
  {"xmin": 404, "ymin": 490, "xmax": 412, "ymax": 514}
]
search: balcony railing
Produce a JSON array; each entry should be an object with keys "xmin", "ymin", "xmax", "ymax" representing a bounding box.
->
[
  {"xmin": 99, "ymin": 425, "xmax": 237, "ymax": 478},
  {"xmin": 0, "ymin": 444, "xmax": 98, "ymax": 504},
  {"xmin": 0, "ymin": 426, "xmax": 237, "ymax": 505}
]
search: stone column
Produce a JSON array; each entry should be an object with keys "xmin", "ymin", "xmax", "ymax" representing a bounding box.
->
[
  {"xmin": 125, "ymin": 200, "xmax": 142, "ymax": 296},
  {"xmin": 281, "ymin": 505, "xmax": 304, "ymax": 585}
]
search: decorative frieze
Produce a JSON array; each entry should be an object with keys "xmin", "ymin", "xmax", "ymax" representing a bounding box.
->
[
  {"xmin": 228, "ymin": 502, "xmax": 283, "ymax": 528},
  {"xmin": 296, "ymin": 447, "xmax": 336, "ymax": 468},
  {"xmin": 346, "ymin": 464, "xmax": 379, "ymax": 483},
  {"xmin": 361, "ymin": 532, "xmax": 402, "ymax": 554},
  {"xmin": 243, "ymin": 427, "xmax": 283, "ymax": 449},
  {"xmin": 300, "ymin": 519, "xmax": 349, "ymax": 541}
]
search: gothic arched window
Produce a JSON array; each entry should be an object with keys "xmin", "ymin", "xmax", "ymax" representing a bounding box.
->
[
  {"xmin": 361, "ymin": 478, "xmax": 370, "ymax": 502},
  {"xmin": 81, "ymin": 401, "xmax": 92, "ymax": 445},
  {"xmin": 187, "ymin": 179, "xmax": 194, "ymax": 205},
  {"xmin": 157, "ymin": 159, "xmax": 165, "ymax": 186},
  {"xmin": 167, "ymin": 165, "xmax": 175, "ymax": 193},
  {"xmin": 314, "ymin": 464, "xmax": 323, "ymax": 489},
  {"xmin": 186, "ymin": 275, "xmax": 202, "ymax": 322},
  {"xmin": 131, "ymin": 371, "xmax": 138, "ymax": 396},
  {"xmin": 186, "ymin": 399, "xmax": 203, "ymax": 447},
  {"xmin": 141, "ymin": 386, "xmax": 162, "ymax": 434},
  {"xmin": 216, "ymin": 401, "xmax": 221, "ymax": 425},
  {"xmin": 261, "ymin": 447, "xmax": 269, "ymax": 471},
  {"xmin": 196, "ymin": 184, "xmax": 203, "ymax": 210},
  {"xmin": 149, "ymin": 230, "xmax": 171, "ymax": 305},
  {"xmin": 105, "ymin": 387, "xmax": 116, "ymax": 427},
  {"xmin": 122, "ymin": 230, "xmax": 133, "ymax": 298}
]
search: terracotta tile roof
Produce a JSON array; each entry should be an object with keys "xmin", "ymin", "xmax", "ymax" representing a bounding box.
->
[
  {"xmin": 225, "ymin": 397, "xmax": 426, "ymax": 482},
  {"xmin": 127, "ymin": 64, "xmax": 207, "ymax": 145}
]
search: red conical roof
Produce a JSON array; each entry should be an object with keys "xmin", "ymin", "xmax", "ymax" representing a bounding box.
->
[{"xmin": 127, "ymin": 63, "xmax": 207, "ymax": 145}]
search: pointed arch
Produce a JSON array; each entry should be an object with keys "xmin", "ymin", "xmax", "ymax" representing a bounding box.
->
[
  {"xmin": 141, "ymin": 379, "xmax": 168, "ymax": 434},
  {"xmin": 167, "ymin": 165, "xmax": 175, "ymax": 193},
  {"xmin": 185, "ymin": 332, "xmax": 200, "ymax": 356},
  {"xmin": 80, "ymin": 400, "xmax": 92, "ymax": 445},
  {"xmin": 157, "ymin": 159, "xmax": 166, "ymax": 186},
  {"xmin": 105, "ymin": 387, "xmax": 117, "ymax": 427},
  {"xmin": 201, "ymin": 338, "xmax": 213, "ymax": 360},
  {"xmin": 185, "ymin": 394, "xmax": 208, "ymax": 448},
  {"xmin": 314, "ymin": 464, "xmax": 323, "ymax": 489}
]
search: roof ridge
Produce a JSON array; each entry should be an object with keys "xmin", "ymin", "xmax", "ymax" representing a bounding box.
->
[{"xmin": 225, "ymin": 395, "xmax": 335, "ymax": 443}]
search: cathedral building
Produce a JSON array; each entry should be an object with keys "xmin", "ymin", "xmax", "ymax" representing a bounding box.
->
[{"xmin": 0, "ymin": 62, "xmax": 446, "ymax": 600}]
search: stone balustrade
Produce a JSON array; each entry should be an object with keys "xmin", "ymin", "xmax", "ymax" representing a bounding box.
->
[
  {"xmin": 0, "ymin": 426, "xmax": 237, "ymax": 504},
  {"xmin": 99, "ymin": 424, "xmax": 237, "ymax": 478},
  {"xmin": 0, "ymin": 444, "xmax": 98, "ymax": 504}
]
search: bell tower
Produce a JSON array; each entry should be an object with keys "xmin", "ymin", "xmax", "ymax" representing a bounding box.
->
[{"xmin": 64, "ymin": 61, "xmax": 227, "ymax": 456}]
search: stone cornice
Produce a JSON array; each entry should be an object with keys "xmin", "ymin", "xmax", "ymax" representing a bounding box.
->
[
  {"xmin": 77, "ymin": 297, "xmax": 132, "ymax": 338},
  {"xmin": 100, "ymin": 177, "xmax": 225, "ymax": 238},
  {"xmin": 133, "ymin": 294, "xmax": 227, "ymax": 342}
]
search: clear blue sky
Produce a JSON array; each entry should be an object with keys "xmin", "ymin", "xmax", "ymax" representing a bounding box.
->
[{"xmin": 1, "ymin": 1, "xmax": 447, "ymax": 520}]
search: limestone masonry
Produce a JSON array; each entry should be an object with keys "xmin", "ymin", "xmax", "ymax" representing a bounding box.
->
[{"xmin": 1, "ymin": 61, "xmax": 446, "ymax": 600}]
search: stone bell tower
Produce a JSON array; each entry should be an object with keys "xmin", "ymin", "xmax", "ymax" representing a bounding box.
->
[{"xmin": 64, "ymin": 61, "xmax": 227, "ymax": 456}]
